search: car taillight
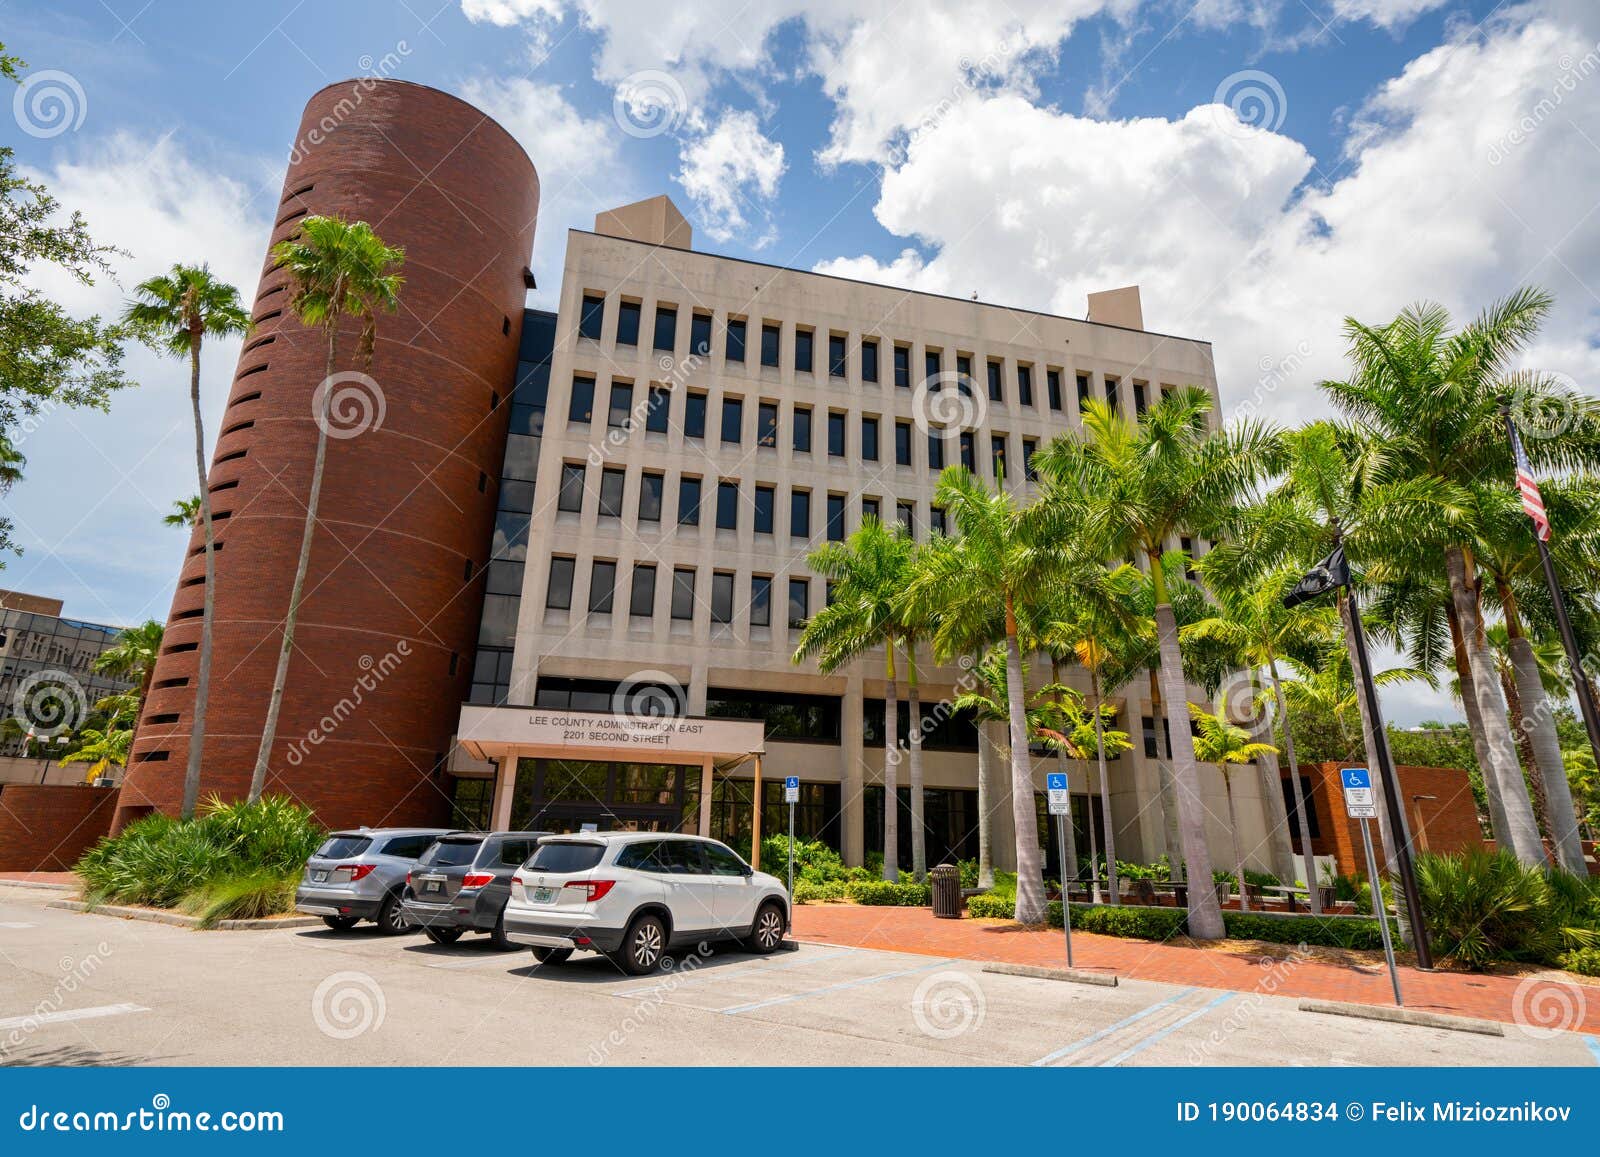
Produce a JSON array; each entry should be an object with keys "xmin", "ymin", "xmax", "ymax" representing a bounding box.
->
[
  {"xmin": 563, "ymin": 880, "xmax": 615, "ymax": 902},
  {"xmin": 405, "ymin": 872, "xmax": 413, "ymax": 886},
  {"xmin": 334, "ymin": 863, "xmax": 375, "ymax": 882},
  {"xmin": 462, "ymin": 873, "xmax": 495, "ymax": 888},
  {"xmin": 511, "ymin": 875, "xmax": 525, "ymax": 887}
]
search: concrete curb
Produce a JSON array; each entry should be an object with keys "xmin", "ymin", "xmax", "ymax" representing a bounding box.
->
[
  {"xmin": 0, "ymin": 879, "xmax": 80, "ymax": 894},
  {"xmin": 46, "ymin": 899, "xmax": 321, "ymax": 932},
  {"xmin": 983, "ymin": 961, "xmax": 1119, "ymax": 987},
  {"xmin": 1298, "ymin": 998, "xmax": 1505, "ymax": 1036}
]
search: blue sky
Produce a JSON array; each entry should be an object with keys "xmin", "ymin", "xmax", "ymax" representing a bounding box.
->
[{"xmin": 7, "ymin": 0, "xmax": 1600, "ymax": 724}]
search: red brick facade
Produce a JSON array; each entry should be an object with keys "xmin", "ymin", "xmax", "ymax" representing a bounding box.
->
[
  {"xmin": 0, "ymin": 785, "xmax": 118, "ymax": 871},
  {"xmin": 115, "ymin": 80, "xmax": 540, "ymax": 831},
  {"xmin": 1284, "ymin": 762, "xmax": 1486, "ymax": 876}
]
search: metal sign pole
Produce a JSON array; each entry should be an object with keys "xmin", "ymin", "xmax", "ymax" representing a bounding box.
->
[
  {"xmin": 1360, "ymin": 817, "xmax": 1403, "ymax": 1006},
  {"xmin": 1056, "ymin": 814, "xmax": 1074, "ymax": 969},
  {"xmin": 788, "ymin": 800, "xmax": 795, "ymax": 897}
]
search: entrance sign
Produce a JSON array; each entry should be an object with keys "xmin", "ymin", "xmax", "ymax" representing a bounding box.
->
[
  {"xmin": 457, "ymin": 704, "xmax": 766, "ymax": 763},
  {"xmin": 1046, "ymin": 771, "xmax": 1070, "ymax": 816},
  {"xmin": 784, "ymin": 776, "xmax": 800, "ymax": 803},
  {"xmin": 1342, "ymin": 767, "xmax": 1377, "ymax": 819}
]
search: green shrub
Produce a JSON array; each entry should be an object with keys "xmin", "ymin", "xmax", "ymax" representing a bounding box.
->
[
  {"xmin": 966, "ymin": 892, "xmax": 1014, "ymax": 919},
  {"xmin": 1064, "ymin": 903, "xmax": 1186, "ymax": 939},
  {"xmin": 845, "ymin": 880, "xmax": 931, "ymax": 906},
  {"xmin": 1559, "ymin": 947, "xmax": 1600, "ymax": 977},
  {"xmin": 760, "ymin": 835, "xmax": 851, "ymax": 885},
  {"xmin": 1223, "ymin": 911, "xmax": 1384, "ymax": 950},
  {"xmin": 956, "ymin": 859, "xmax": 979, "ymax": 888},
  {"xmin": 1414, "ymin": 849, "xmax": 1599, "ymax": 970},
  {"xmin": 178, "ymin": 870, "xmax": 299, "ymax": 928},
  {"xmin": 791, "ymin": 879, "xmax": 847, "ymax": 904}
]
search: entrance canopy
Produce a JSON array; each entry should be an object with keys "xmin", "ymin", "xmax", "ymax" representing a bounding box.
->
[{"xmin": 456, "ymin": 703, "xmax": 765, "ymax": 769}]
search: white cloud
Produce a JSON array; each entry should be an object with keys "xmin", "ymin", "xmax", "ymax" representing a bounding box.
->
[
  {"xmin": 1329, "ymin": 0, "xmax": 1452, "ymax": 29},
  {"xmin": 675, "ymin": 110, "xmax": 786, "ymax": 246}
]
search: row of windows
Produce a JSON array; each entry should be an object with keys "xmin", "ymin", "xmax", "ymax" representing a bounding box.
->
[
  {"xmin": 556, "ymin": 464, "xmax": 950, "ymax": 540},
  {"xmin": 575, "ymin": 292, "xmax": 1174, "ymax": 413},
  {"xmin": 565, "ymin": 377, "xmax": 1038, "ymax": 478},
  {"xmin": 544, "ymin": 556, "xmax": 819, "ymax": 631}
]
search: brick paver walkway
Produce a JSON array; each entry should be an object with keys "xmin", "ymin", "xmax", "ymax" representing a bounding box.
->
[
  {"xmin": 0, "ymin": 871, "xmax": 77, "ymax": 885},
  {"xmin": 791, "ymin": 904, "xmax": 1600, "ymax": 1033}
]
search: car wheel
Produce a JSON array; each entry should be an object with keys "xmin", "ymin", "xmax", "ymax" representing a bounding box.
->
[
  {"xmin": 531, "ymin": 947, "xmax": 572, "ymax": 965},
  {"xmin": 375, "ymin": 892, "xmax": 413, "ymax": 935},
  {"xmin": 423, "ymin": 925, "xmax": 463, "ymax": 945},
  {"xmin": 488, "ymin": 911, "xmax": 517, "ymax": 951},
  {"xmin": 747, "ymin": 902, "xmax": 786, "ymax": 954},
  {"xmin": 617, "ymin": 914, "xmax": 667, "ymax": 975},
  {"xmin": 320, "ymin": 915, "xmax": 360, "ymax": 932}
]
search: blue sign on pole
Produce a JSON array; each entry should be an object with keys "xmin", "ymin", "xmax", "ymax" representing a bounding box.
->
[
  {"xmin": 784, "ymin": 775, "xmax": 799, "ymax": 803},
  {"xmin": 1046, "ymin": 772, "xmax": 1068, "ymax": 791},
  {"xmin": 1342, "ymin": 767, "xmax": 1371, "ymax": 790},
  {"xmin": 1046, "ymin": 772, "xmax": 1069, "ymax": 815}
]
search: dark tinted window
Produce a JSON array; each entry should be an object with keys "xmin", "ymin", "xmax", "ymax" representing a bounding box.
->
[
  {"xmin": 711, "ymin": 572, "xmax": 734, "ymax": 623},
  {"xmin": 893, "ymin": 345, "xmax": 910, "ymax": 388},
  {"xmin": 579, "ymin": 294, "xmax": 604, "ymax": 339},
  {"xmin": 616, "ymin": 301, "xmax": 641, "ymax": 345},
  {"xmin": 418, "ymin": 837, "xmax": 482, "ymax": 867},
  {"xmin": 614, "ymin": 840, "xmax": 659, "ymax": 870},
  {"xmin": 599, "ymin": 467, "xmax": 625, "ymax": 516},
  {"xmin": 790, "ymin": 490, "xmax": 811, "ymax": 538},
  {"xmin": 1018, "ymin": 364, "xmax": 1034, "ymax": 406},
  {"xmin": 684, "ymin": 391, "xmax": 707, "ymax": 438},
  {"xmin": 678, "ymin": 476, "xmax": 702, "ymax": 525},
  {"xmin": 826, "ymin": 493, "xmax": 845, "ymax": 541},
  {"xmin": 828, "ymin": 333, "xmax": 846, "ymax": 377},
  {"xmin": 1047, "ymin": 368, "xmax": 1063, "ymax": 410},
  {"xmin": 546, "ymin": 557, "xmax": 575, "ymax": 610},
  {"xmin": 528, "ymin": 842, "xmax": 604, "ymax": 873},
  {"xmin": 788, "ymin": 578, "xmax": 809, "ymax": 628},
  {"xmin": 716, "ymin": 480, "xmax": 738, "ymax": 530},
  {"xmin": 630, "ymin": 564, "xmax": 656, "ymax": 617},
  {"xmin": 987, "ymin": 360, "xmax": 1003, "ymax": 401},
  {"xmin": 924, "ymin": 350, "xmax": 940, "ymax": 385},
  {"xmin": 690, "ymin": 313, "xmax": 713, "ymax": 357},
  {"xmin": 589, "ymin": 560, "xmax": 616, "ymax": 614},
  {"xmin": 795, "ymin": 329, "xmax": 814, "ymax": 373},
  {"xmin": 750, "ymin": 575, "xmax": 771, "ymax": 626},
  {"xmin": 608, "ymin": 382, "xmax": 632, "ymax": 429},
  {"xmin": 568, "ymin": 376, "xmax": 594, "ymax": 424},
  {"xmin": 861, "ymin": 416, "xmax": 879, "ymax": 461},
  {"xmin": 497, "ymin": 839, "xmax": 534, "ymax": 867},
  {"xmin": 928, "ymin": 431, "xmax": 945, "ymax": 471},
  {"xmin": 726, "ymin": 318, "xmax": 746, "ymax": 362},
  {"xmin": 828, "ymin": 411, "xmax": 845, "ymax": 457},
  {"xmin": 316, "ymin": 835, "xmax": 373, "ymax": 859},
  {"xmin": 721, "ymin": 396, "xmax": 743, "ymax": 444},
  {"xmin": 671, "ymin": 568, "xmax": 696, "ymax": 620},
  {"xmin": 861, "ymin": 340, "xmax": 879, "ymax": 383},
  {"xmin": 645, "ymin": 386, "xmax": 670, "ymax": 434},
  {"xmin": 653, "ymin": 305, "xmax": 677, "ymax": 351},
  {"xmin": 754, "ymin": 485, "xmax": 775, "ymax": 534},
  {"xmin": 649, "ymin": 840, "xmax": 706, "ymax": 875},
  {"xmin": 638, "ymin": 472, "xmax": 663, "ymax": 522},
  {"xmin": 379, "ymin": 835, "xmax": 436, "ymax": 859},
  {"xmin": 760, "ymin": 323, "xmax": 780, "ymax": 367},
  {"xmin": 793, "ymin": 406, "xmax": 812, "ymax": 452},
  {"xmin": 895, "ymin": 420, "xmax": 912, "ymax": 466},
  {"xmin": 758, "ymin": 402, "xmax": 778, "ymax": 447},
  {"xmin": 702, "ymin": 842, "xmax": 748, "ymax": 877},
  {"xmin": 558, "ymin": 463, "xmax": 584, "ymax": 513},
  {"xmin": 897, "ymin": 501, "xmax": 914, "ymax": 534}
]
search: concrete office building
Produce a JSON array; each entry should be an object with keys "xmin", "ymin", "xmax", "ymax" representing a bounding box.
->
[{"xmin": 115, "ymin": 77, "xmax": 1290, "ymax": 877}]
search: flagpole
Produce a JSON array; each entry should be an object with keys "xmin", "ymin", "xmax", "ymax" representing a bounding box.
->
[{"xmin": 1500, "ymin": 401, "xmax": 1600, "ymax": 771}]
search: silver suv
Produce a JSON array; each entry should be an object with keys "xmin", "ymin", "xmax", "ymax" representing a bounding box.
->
[{"xmin": 295, "ymin": 828, "xmax": 451, "ymax": 933}]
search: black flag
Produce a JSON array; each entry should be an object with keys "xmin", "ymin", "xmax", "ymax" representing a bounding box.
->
[{"xmin": 1283, "ymin": 544, "xmax": 1349, "ymax": 609}]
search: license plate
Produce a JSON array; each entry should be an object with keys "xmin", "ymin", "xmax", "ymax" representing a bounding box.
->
[
  {"xmin": 311, "ymin": 870, "xmax": 327, "ymax": 883},
  {"xmin": 423, "ymin": 878, "xmax": 444, "ymax": 894},
  {"xmin": 531, "ymin": 886, "xmax": 558, "ymax": 904}
]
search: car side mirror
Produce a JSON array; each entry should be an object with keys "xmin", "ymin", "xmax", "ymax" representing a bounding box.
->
[{"xmin": 742, "ymin": 865, "xmax": 754, "ymax": 879}]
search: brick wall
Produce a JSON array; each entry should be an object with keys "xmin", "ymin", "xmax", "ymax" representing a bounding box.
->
[
  {"xmin": 1284, "ymin": 762, "xmax": 1485, "ymax": 876},
  {"xmin": 0, "ymin": 784, "xmax": 118, "ymax": 871}
]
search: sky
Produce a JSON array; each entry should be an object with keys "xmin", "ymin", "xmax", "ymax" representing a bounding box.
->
[{"xmin": 5, "ymin": 0, "xmax": 1600, "ymax": 726}]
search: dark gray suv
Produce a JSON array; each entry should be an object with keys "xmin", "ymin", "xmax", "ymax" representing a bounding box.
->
[{"xmin": 402, "ymin": 831, "xmax": 550, "ymax": 949}]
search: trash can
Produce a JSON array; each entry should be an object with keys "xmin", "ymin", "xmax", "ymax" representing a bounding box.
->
[{"xmin": 930, "ymin": 862, "xmax": 962, "ymax": 919}]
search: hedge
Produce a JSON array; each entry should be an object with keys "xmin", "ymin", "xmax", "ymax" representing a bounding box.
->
[
  {"xmin": 845, "ymin": 880, "xmax": 932, "ymax": 906},
  {"xmin": 1560, "ymin": 947, "xmax": 1600, "ymax": 977}
]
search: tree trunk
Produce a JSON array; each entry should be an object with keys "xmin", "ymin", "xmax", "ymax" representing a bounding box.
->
[
  {"xmin": 1270, "ymin": 658, "xmax": 1321, "ymax": 914},
  {"xmin": 1223, "ymin": 769, "xmax": 1247, "ymax": 911},
  {"xmin": 1447, "ymin": 604, "xmax": 1506, "ymax": 841},
  {"xmin": 1148, "ymin": 665, "xmax": 1182, "ymax": 879},
  {"xmin": 1092, "ymin": 668, "xmax": 1119, "ymax": 905},
  {"xmin": 1152, "ymin": 588, "xmax": 1223, "ymax": 939},
  {"xmin": 1506, "ymin": 633, "xmax": 1586, "ymax": 874},
  {"xmin": 1085, "ymin": 743, "xmax": 1103, "ymax": 904},
  {"xmin": 976, "ymin": 712, "xmax": 996, "ymax": 890},
  {"xmin": 906, "ymin": 640, "xmax": 927, "ymax": 880},
  {"xmin": 882, "ymin": 644, "xmax": 899, "ymax": 882},
  {"xmin": 1499, "ymin": 668, "xmax": 1548, "ymax": 835},
  {"xmin": 1249, "ymin": 671, "xmax": 1297, "ymax": 883},
  {"xmin": 1444, "ymin": 546, "xmax": 1545, "ymax": 865},
  {"xmin": 184, "ymin": 334, "xmax": 214, "ymax": 819},
  {"xmin": 1004, "ymin": 598, "xmax": 1047, "ymax": 924},
  {"xmin": 252, "ymin": 328, "xmax": 339, "ymax": 795}
]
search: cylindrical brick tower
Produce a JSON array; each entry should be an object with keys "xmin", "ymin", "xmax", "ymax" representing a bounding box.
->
[{"xmin": 116, "ymin": 80, "xmax": 539, "ymax": 830}]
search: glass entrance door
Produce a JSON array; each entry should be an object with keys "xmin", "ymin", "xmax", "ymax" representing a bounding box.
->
[{"xmin": 506, "ymin": 758, "xmax": 698, "ymax": 834}]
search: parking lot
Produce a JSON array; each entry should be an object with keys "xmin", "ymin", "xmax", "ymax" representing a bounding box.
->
[{"xmin": 1, "ymin": 884, "xmax": 1592, "ymax": 1067}]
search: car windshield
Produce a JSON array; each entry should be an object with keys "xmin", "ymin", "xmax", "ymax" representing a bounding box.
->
[
  {"xmin": 417, "ymin": 838, "xmax": 481, "ymax": 867},
  {"xmin": 315, "ymin": 835, "xmax": 372, "ymax": 859},
  {"xmin": 526, "ymin": 842, "xmax": 604, "ymax": 873}
]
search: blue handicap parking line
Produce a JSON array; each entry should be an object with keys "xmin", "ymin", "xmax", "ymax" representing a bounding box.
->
[
  {"xmin": 720, "ymin": 958, "xmax": 951, "ymax": 1015},
  {"xmin": 1030, "ymin": 988, "xmax": 1197, "ymax": 1066},
  {"xmin": 1585, "ymin": 1036, "xmax": 1600, "ymax": 1066}
]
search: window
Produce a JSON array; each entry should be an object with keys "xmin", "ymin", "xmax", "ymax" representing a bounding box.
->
[
  {"xmin": 794, "ymin": 328, "xmax": 814, "ymax": 373},
  {"xmin": 924, "ymin": 350, "xmax": 941, "ymax": 387},
  {"xmin": 546, "ymin": 556, "xmax": 575, "ymax": 610},
  {"xmin": 653, "ymin": 305, "xmax": 677, "ymax": 351},
  {"xmin": 567, "ymin": 375, "xmax": 595, "ymax": 425},
  {"xmin": 616, "ymin": 300, "xmax": 641, "ymax": 345},
  {"xmin": 897, "ymin": 500, "xmax": 914, "ymax": 535},
  {"xmin": 1106, "ymin": 377, "xmax": 1120, "ymax": 415},
  {"xmin": 758, "ymin": 401, "xmax": 778, "ymax": 447},
  {"xmin": 827, "ymin": 411, "xmax": 846, "ymax": 457},
  {"xmin": 861, "ymin": 415, "xmax": 880, "ymax": 461},
  {"xmin": 828, "ymin": 333, "xmax": 847, "ymax": 378},
  {"xmin": 684, "ymin": 390, "xmax": 707, "ymax": 438},
  {"xmin": 760, "ymin": 323, "xmax": 780, "ymax": 367},
  {"xmin": 826, "ymin": 493, "xmax": 845, "ymax": 542},
  {"xmin": 705, "ymin": 687, "xmax": 841, "ymax": 744},
  {"xmin": 588, "ymin": 560, "xmax": 616, "ymax": 614},
  {"xmin": 678, "ymin": 476, "xmax": 702, "ymax": 525},
  {"xmin": 690, "ymin": 312, "xmax": 712, "ymax": 357},
  {"xmin": 930, "ymin": 506, "xmax": 947, "ymax": 536},
  {"xmin": 862, "ymin": 496, "xmax": 880, "ymax": 523},
  {"xmin": 793, "ymin": 405, "xmax": 812, "ymax": 452},
  {"xmin": 721, "ymin": 396, "xmax": 743, "ymax": 445},
  {"xmin": 893, "ymin": 344, "xmax": 910, "ymax": 388},
  {"xmin": 671, "ymin": 568, "xmax": 696, "ymax": 620},
  {"xmin": 754, "ymin": 484, "xmax": 775, "ymax": 534},
  {"xmin": 726, "ymin": 318, "xmax": 746, "ymax": 363},
  {"xmin": 928, "ymin": 430, "xmax": 946, "ymax": 471},
  {"xmin": 956, "ymin": 354, "xmax": 972, "ymax": 393},
  {"xmin": 711, "ymin": 571, "xmax": 735, "ymax": 623},
  {"xmin": 716, "ymin": 480, "xmax": 738, "ymax": 530},
  {"xmin": 1018, "ymin": 364, "xmax": 1034, "ymax": 406},
  {"xmin": 1076, "ymin": 373, "xmax": 1091, "ymax": 411},
  {"xmin": 861, "ymin": 339, "xmax": 879, "ymax": 382},
  {"xmin": 557, "ymin": 462, "xmax": 585, "ymax": 513},
  {"xmin": 638, "ymin": 471, "xmax": 664, "ymax": 522},
  {"xmin": 630, "ymin": 563, "xmax": 656, "ymax": 617},
  {"xmin": 579, "ymin": 293, "xmax": 604, "ymax": 339},
  {"xmin": 608, "ymin": 381, "xmax": 633, "ymax": 429},
  {"xmin": 1133, "ymin": 381, "xmax": 1147, "ymax": 415},
  {"xmin": 645, "ymin": 385, "xmax": 670, "ymax": 433},
  {"xmin": 787, "ymin": 578, "xmax": 810, "ymax": 629},
  {"xmin": 750, "ymin": 575, "xmax": 772, "ymax": 627},
  {"xmin": 528, "ymin": 842, "xmax": 604, "ymax": 873},
  {"xmin": 991, "ymin": 434, "xmax": 1007, "ymax": 479},
  {"xmin": 790, "ymin": 489, "xmax": 811, "ymax": 538},
  {"xmin": 895, "ymin": 420, "xmax": 912, "ymax": 466},
  {"xmin": 1047, "ymin": 368, "xmax": 1063, "ymax": 411},
  {"xmin": 959, "ymin": 432, "xmax": 976, "ymax": 472},
  {"xmin": 987, "ymin": 360, "xmax": 1003, "ymax": 402},
  {"xmin": 599, "ymin": 467, "xmax": 625, "ymax": 517},
  {"xmin": 1022, "ymin": 439, "xmax": 1038, "ymax": 481},
  {"xmin": 702, "ymin": 842, "xmax": 749, "ymax": 877}
]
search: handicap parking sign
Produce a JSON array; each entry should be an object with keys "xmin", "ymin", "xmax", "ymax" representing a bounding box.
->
[
  {"xmin": 1046, "ymin": 772, "xmax": 1070, "ymax": 815},
  {"xmin": 784, "ymin": 776, "xmax": 799, "ymax": 803},
  {"xmin": 1341, "ymin": 767, "xmax": 1377, "ymax": 818}
]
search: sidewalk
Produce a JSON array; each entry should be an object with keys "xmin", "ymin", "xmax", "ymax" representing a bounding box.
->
[{"xmin": 790, "ymin": 904, "xmax": 1600, "ymax": 1033}]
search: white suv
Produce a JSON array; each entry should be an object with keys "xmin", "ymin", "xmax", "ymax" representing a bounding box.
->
[{"xmin": 502, "ymin": 833, "xmax": 790, "ymax": 974}]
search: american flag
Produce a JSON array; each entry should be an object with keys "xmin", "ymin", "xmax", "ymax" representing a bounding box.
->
[{"xmin": 1510, "ymin": 422, "xmax": 1551, "ymax": 542}]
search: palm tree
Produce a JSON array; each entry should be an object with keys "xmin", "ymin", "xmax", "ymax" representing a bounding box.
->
[
  {"xmin": 795, "ymin": 516, "xmax": 917, "ymax": 880},
  {"xmin": 1035, "ymin": 389, "xmax": 1283, "ymax": 939},
  {"xmin": 1189, "ymin": 694, "xmax": 1278, "ymax": 911},
  {"xmin": 92, "ymin": 620, "xmax": 164, "ymax": 752},
  {"xmin": 59, "ymin": 721, "xmax": 132, "ymax": 783},
  {"xmin": 251, "ymin": 216, "xmax": 404, "ymax": 800},
  {"xmin": 164, "ymin": 496, "xmax": 201, "ymax": 529},
  {"xmin": 125, "ymin": 265, "xmax": 249, "ymax": 820}
]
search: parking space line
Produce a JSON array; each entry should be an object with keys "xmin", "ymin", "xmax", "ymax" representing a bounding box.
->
[
  {"xmin": 1030, "ymin": 988, "xmax": 1198, "ymax": 1067},
  {"xmin": 1099, "ymin": 991, "xmax": 1236, "ymax": 1067},
  {"xmin": 615, "ymin": 948, "xmax": 860, "ymax": 996},
  {"xmin": 719, "ymin": 959, "xmax": 951, "ymax": 1015},
  {"xmin": 0, "ymin": 1003, "xmax": 148, "ymax": 1031},
  {"xmin": 0, "ymin": 922, "xmax": 36, "ymax": 928}
]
